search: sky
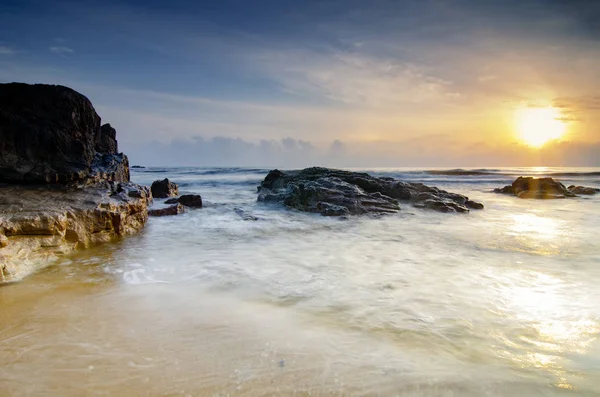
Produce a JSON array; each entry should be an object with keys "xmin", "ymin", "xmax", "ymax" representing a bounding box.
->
[{"xmin": 0, "ymin": 0, "xmax": 599, "ymax": 167}]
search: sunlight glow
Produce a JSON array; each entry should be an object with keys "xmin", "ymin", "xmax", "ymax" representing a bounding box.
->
[{"xmin": 515, "ymin": 107, "xmax": 566, "ymax": 147}]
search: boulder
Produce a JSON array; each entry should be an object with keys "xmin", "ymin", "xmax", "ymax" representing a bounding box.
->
[
  {"xmin": 493, "ymin": 177, "xmax": 597, "ymax": 199},
  {"xmin": 151, "ymin": 178, "xmax": 179, "ymax": 198},
  {"xmin": 257, "ymin": 167, "xmax": 483, "ymax": 216},
  {"xmin": 0, "ymin": 83, "xmax": 128, "ymax": 184},
  {"xmin": 0, "ymin": 181, "xmax": 151, "ymax": 282},
  {"xmin": 177, "ymin": 194, "xmax": 202, "ymax": 208},
  {"xmin": 148, "ymin": 203, "xmax": 184, "ymax": 217},
  {"xmin": 96, "ymin": 123, "xmax": 118, "ymax": 154}
]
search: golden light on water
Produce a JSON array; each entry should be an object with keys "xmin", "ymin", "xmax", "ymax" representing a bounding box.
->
[{"xmin": 515, "ymin": 106, "xmax": 566, "ymax": 147}]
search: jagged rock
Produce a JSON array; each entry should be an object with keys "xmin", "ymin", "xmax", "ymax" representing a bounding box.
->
[
  {"xmin": 96, "ymin": 123, "xmax": 118, "ymax": 154},
  {"xmin": 257, "ymin": 167, "xmax": 483, "ymax": 216},
  {"xmin": 151, "ymin": 178, "xmax": 179, "ymax": 198},
  {"xmin": 568, "ymin": 185, "xmax": 599, "ymax": 195},
  {"xmin": 0, "ymin": 182, "xmax": 151, "ymax": 282},
  {"xmin": 148, "ymin": 203, "xmax": 184, "ymax": 217},
  {"xmin": 493, "ymin": 177, "xmax": 592, "ymax": 199},
  {"xmin": 0, "ymin": 83, "xmax": 128, "ymax": 183}
]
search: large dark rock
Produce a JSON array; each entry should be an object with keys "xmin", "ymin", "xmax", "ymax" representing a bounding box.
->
[
  {"xmin": 151, "ymin": 178, "xmax": 179, "ymax": 198},
  {"xmin": 96, "ymin": 123, "xmax": 118, "ymax": 154},
  {"xmin": 0, "ymin": 83, "xmax": 128, "ymax": 184},
  {"xmin": 257, "ymin": 167, "xmax": 483, "ymax": 216},
  {"xmin": 493, "ymin": 177, "xmax": 595, "ymax": 199}
]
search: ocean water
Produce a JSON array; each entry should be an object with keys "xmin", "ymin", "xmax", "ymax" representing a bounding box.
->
[{"xmin": 1, "ymin": 166, "xmax": 600, "ymax": 396}]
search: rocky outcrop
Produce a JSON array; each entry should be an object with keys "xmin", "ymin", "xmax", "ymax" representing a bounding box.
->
[
  {"xmin": 164, "ymin": 194, "xmax": 202, "ymax": 208},
  {"xmin": 257, "ymin": 167, "xmax": 483, "ymax": 216},
  {"xmin": 0, "ymin": 83, "xmax": 128, "ymax": 184},
  {"xmin": 494, "ymin": 177, "xmax": 598, "ymax": 199},
  {"xmin": 0, "ymin": 182, "xmax": 151, "ymax": 282},
  {"xmin": 96, "ymin": 123, "xmax": 118, "ymax": 154},
  {"xmin": 148, "ymin": 203, "xmax": 184, "ymax": 217},
  {"xmin": 0, "ymin": 82, "xmax": 151, "ymax": 282},
  {"xmin": 151, "ymin": 178, "xmax": 179, "ymax": 198}
]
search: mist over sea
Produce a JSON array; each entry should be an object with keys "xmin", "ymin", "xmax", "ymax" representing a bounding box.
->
[{"xmin": 2, "ymin": 166, "xmax": 600, "ymax": 396}]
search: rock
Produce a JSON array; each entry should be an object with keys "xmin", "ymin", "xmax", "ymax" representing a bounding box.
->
[
  {"xmin": 494, "ymin": 177, "xmax": 588, "ymax": 199},
  {"xmin": 131, "ymin": 165, "xmax": 145, "ymax": 169},
  {"xmin": 163, "ymin": 194, "xmax": 203, "ymax": 208},
  {"xmin": 234, "ymin": 207, "xmax": 259, "ymax": 221},
  {"xmin": 148, "ymin": 203, "xmax": 184, "ymax": 217},
  {"xmin": 96, "ymin": 123, "xmax": 118, "ymax": 154},
  {"xmin": 568, "ymin": 185, "xmax": 599, "ymax": 195},
  {"xmin": 0, "ymin": 83, "xmax": 128, "ymax": 184},
  {"xmin": 0, "ymin": 82, "xmax": 150, "ymax": 283},
  {"xmin": 151, "ymin": 178, "xmax": 179, "ymax": 198},
  {"xmin": 0, "ymin": 182, "xmax": 151, "ymax": 282},
  {"xmin": 177, "ymin": 194, "xmax": 202, "ymax": 208},
  {"xmin": 257, "ymin": 167, "xmax": 483, "ymax": 216}
]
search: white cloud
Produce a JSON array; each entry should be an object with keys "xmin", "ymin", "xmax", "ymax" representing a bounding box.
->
[
  {"xmin": 259, "ymin": 50, "xmax": 458, "ymax": 108},
  {"xmin": 49, "ymin": 46, "xmax": 74, "ymax": 55},
  {"xmin": 0, "ymin": 46, "xmax": 14, "ymax": 55}
]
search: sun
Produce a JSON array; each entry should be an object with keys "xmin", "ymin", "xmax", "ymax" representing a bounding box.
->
[{"xmin": 515, "ymin": 106, "xmax": 566, "ymax": 147}]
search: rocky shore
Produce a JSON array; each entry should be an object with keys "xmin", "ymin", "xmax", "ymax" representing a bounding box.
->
[
  {"xmin": 257, "ymin": 167, "xmax": 484, "ymax": 216},
  {"xmin": 494, "ymin": 176, "xmax": 599, "ymax": 199},
  {"xmin": 0, "ymin": 83, "xmax": 151, "ymax": 282}
]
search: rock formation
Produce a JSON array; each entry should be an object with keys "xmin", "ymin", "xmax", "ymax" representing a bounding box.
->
[
  {"xmin": 151, "ymin": 178, "xmax": 179, "ymax": 198},
  {"xmin": 494, "ymin": 177, "xmax": 599, "ymax": 199},
  {"xmin": 0, "ymin": 83, "xmax": 128, "ymax": 184},
  {"xmin": 257, "ymin": 167, "xmax": 483, "ymax": 216},
  {"xmin": 0, "ymin": 83, "xmax": 151, "ymax": 282}
]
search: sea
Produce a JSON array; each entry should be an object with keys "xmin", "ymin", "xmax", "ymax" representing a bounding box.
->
[{"xmin": 1, "ymin": 166, "xmax": 600, "ymax": 396}]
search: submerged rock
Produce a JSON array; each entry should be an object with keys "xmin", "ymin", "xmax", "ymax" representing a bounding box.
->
[
  {"xmin": 257, "ymin": 167, "xmax": 483, "ymax": 216},
  {"xmin": 148, "ymin": 203, "xmax": 184, "ymax": 217},
  {"xmin": 494, "ymin": 177, "xmax": 598, "ymax": 199},
  {"xmin": 0, "ymin": 182, "xmax": 151, "ymax": 282},
  {"xmin": 151, "ymin": 178, "xmax": 179, "ymax": 198},
  {"xmin": 234, "ymin": 207, "xmax": 259, "ymax": 221}
]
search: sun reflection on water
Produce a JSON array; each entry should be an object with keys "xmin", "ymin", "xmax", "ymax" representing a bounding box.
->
[{"xmin": 496, "ymin": 270, "xmax": 600, "ymax": 391}]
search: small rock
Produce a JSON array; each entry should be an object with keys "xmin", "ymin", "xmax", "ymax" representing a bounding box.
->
[
  {"xmin": 177, "ymin": 194, "xmax": 202, "ymax": 208},
  {"xmin": 0, "ymin": 235, "xmax": 8, "ymax": 248},
  {"xmin": 568, "ymin": 185, "xmax": 599, "ymax": 195},
  {"xmin": 148, "ymin": 203, "xmax": 184, "ymax": 217},
  {"xmin": 151, "ymin": 178, "xmax": 179, "ymax": 198}
]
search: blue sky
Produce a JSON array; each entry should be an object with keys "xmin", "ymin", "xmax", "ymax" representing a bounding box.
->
[{"xmin": 1, "ymin": 0, "xmax": 599, "ymax": 166}]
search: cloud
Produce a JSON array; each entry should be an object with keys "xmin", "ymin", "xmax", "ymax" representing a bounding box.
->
[
  {"xmin": 259, "ymin": 50, "xmax": 458, "ymax": 109},
  {"xmin": 0, "ymin": 46, "xmax": 14, "ymax": 55},
  {"xmin": 49, "ymin": 46, "xmax": 74, "ymax": 55},
  {"xmin": 124, "ymin": 134, "xmax": 600, "ymax": 168}
]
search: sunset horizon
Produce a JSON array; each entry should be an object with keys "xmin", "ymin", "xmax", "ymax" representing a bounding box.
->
[{"xmin": 1, "ymin": 0, "xmax": 598, "ymax": 167}]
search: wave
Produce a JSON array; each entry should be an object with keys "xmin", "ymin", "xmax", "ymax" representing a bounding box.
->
[{"xmin": 425, "ymin": 169, "xmax": 496, "ymax": 176}]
